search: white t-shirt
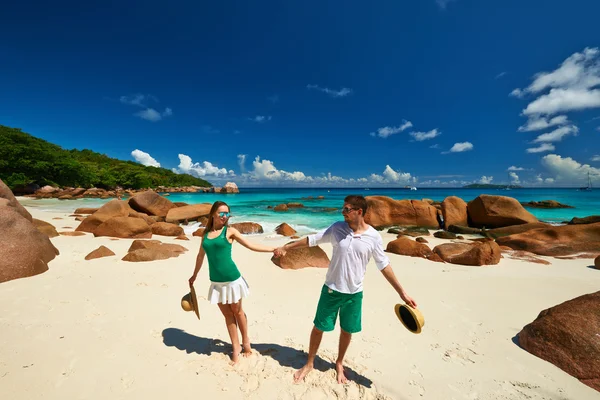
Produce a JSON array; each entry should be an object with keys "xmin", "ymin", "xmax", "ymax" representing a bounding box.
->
[{"xmin": 308, "ymin": 221, "xmax": 390, "ymax": 294}]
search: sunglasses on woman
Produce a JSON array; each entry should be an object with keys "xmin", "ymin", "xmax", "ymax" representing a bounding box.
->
[{"xmin": 218, "ymin": 212, "xmax": 231, "ymax": 218}]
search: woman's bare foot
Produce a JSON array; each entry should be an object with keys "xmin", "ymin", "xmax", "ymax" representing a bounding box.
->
[
  {"xmin": 229, "ymin": 345, "xmax": 242, "ymax": 365},
  {"xmin": 335, "ymin": 362, "xmax": 348, "ymax": 384},
  {"xmin": 242, "ymin": 342, "xmax": 253, "ymax": 358},
  {"xmin": 293, "ymin": 363, "xmax": 313, "ymax": 383}
]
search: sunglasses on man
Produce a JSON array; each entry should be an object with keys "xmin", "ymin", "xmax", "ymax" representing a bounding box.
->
[{"xmin": 341, "ymin": 207, "xmax": 359, "ymax": 214}]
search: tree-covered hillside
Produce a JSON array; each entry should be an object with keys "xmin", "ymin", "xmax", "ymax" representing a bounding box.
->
[{"xmin": 0, "ymin": 125, "xmax": 212, "ymax": 189}]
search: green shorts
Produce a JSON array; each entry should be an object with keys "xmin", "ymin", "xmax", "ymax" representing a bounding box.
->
[{"xmin": 314, "ymin": 285, "xmax": 363, "ymax": 334}]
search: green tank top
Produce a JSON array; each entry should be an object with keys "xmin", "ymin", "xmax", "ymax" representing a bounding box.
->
[{"xmin": 202, "ymin": 226, "xmax": 241, "ymax": 283}]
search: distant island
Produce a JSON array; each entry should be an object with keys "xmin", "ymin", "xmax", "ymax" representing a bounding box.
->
[
  {"xmin": 463, "ymin": 184, "xmax": 523, "ymax": 189},
  {"xmin": 0, "ymin": 125, "xmax": 212, "ymax": 190}
]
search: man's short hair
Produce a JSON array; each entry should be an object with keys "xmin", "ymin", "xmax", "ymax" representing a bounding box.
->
[{"xmin": 344, "ymin": 195, "xmax": 368, "ymax": 215}]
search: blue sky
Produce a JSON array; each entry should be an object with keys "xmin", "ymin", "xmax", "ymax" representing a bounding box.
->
[{"xmin": 1, "ymin": 0, "xmax": 599, "ymax": 187}]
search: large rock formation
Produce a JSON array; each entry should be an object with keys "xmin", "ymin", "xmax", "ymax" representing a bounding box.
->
[
  {"xmin": 75, "ymin": 200, "xmax": 133, "ymax": 233},
  {"xmin": 517, "ymin": 291, "xmax": 600, "ymax": 391},
  {"xmin": 386, "ymin": 237, "xmax": 433, "ymax": 259},
  {"xmin": 220, "ymin": 182, "xmax": 239, "ymax": 193},
  {"xmin": 32, "ymin": 219, "xmax": 59, "ymax": 238},
  {"xmin": 93, "ymin": 217, "xmax": 152, "ymax": 239},
  {"xmin": 85, "ymin": 246, "xmax": 116, "ymax": 260},
  {"xmin": 485, "ymin": 222, "xmax": 552, "ymax": 239},
  {"xmin": 365, "ymin": 196, "xmax": 439, "ymax": 229},
  {"xmin": 165, "ymin": 204, "xmax": 211, "ymax": 223},
  {"xmin": 0, "ymin": 206, "xmax": 59, "ymax": 283},
  {"xmin": 128, "ymin": 190, "xmax": 176, "ymax": 217},
  {"xmin": 433, "ymin": 241, "xmax": 501, "ymax": 266},
  {"xmin": 275, "ymin": 223, "xmax": 297, "ymax": 237},
  {"xmin": 441, "ymin": 196, "xmax": 468, "ymax": 229},
  {"xmin": 0, "ymin": 179, "xmax": 32, "ymax": 221},
  {"xmin": 230, "ymin": 222, "xmax": 264, "ymax": 234},
  {"xmin": 467, "ymin": 195, "xmax": 538, "ymax": 228},
  {"xmin": 496, "ymin": 223, "xmax": 600, "ymax": 257},
  {"xmin": 271, "ymin": 246, "xmax": 330, "ymax": 269},
  {"xmin": 151, "ymin": 222, "xmax": 184, "ymax": 237}
]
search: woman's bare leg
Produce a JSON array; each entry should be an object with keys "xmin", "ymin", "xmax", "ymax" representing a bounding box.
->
[{"xmin": 218, "ymin": 303, "xmax": 241, "ymax": 364}]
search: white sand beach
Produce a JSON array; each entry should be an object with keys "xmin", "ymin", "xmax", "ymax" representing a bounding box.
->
[{"xmin": 1, "ymin": 206, "xmax": 599, "ymax": 400}]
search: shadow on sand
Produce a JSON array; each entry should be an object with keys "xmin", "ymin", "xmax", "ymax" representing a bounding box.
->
[{"xmin": 162, "ymin": 327, "xmax": 373, "ymax": 388}]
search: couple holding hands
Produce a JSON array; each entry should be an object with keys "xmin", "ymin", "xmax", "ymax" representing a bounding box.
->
[{"xmin": 188, "ymin": 195, "xmax": 417, "ymax": 383}]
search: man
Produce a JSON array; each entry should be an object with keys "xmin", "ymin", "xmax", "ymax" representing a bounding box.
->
[{"xmin": 274, "ymin": 195, "xmax": 417, "ymax": 384}]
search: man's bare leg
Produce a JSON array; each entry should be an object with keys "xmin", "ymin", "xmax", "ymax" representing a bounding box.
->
[
  {"xmin": 293, "ymin": 326, "xmax": 324, "ymax": 383},
  {"xmin": 218, "ymin": 303, "xmax": 241, "ymax": 365},
  {"xmin": 336, "ymin": 329, "xmax": 352, "ymax": 384}
]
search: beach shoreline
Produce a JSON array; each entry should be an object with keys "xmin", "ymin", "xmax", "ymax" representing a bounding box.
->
[{"xmin": 0, "ymin": 204, "xmax": 599, "ymax": 399}]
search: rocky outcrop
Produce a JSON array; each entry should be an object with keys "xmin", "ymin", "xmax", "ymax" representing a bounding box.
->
[
  {"xmin": 0, "ymin": 206, "xmax": 59, "ymax": 283},
  {"xmin": 441, "ymin": 196, "xmax": 468, "ymax": 229},
  {"xmin": 485, "ymin": 222, "xmax": 552, "ymax": 239},
  {"xmin": 192, "ymin": 227, "xmax": 205, "ymax": 237},
  {"xmin": 517, "ymin": 291, "xmax": 600, "ymax": 391},
  {"xmin": 433, "ymin": 231, "xmax": 457, "ymax": 239},
  {"xmin": 275, "ymin": 223, "xmax": 297, "ymax": 236},
  {"xmin": 151, "ymin": 222, "xmax": 184, "ymax": 237},
  {"xmin": 230, "ymin": 222, "xmax": 264, "ymax": 234},
  {"xmin": 595, "ymin": 255, "xmax": 600, "ymax": 269},
  {"xmin": 220, "ymin": 182, "xmax": 239, "ymax": 193},
  {"xmin": 287, "ymin": 203, "xmax": 304, "ymax": 208},
  {"xmin": 271, "ymin": 246, "xmax": 330, "ymax": 269},
  {"xmin": 433, "ymin": 241, "xmax": 501, "ymax": 266},
  {"xmin": 165, "ymin": 203, "xmax": 211, "ymax": 223},
  {"xmin": 386, "ymin": 237, "xmax": 433, "ymax": 259},
  {"xmin": 33, "ymin": 219, "xmax": 59, "ymax": 238},
  {"xmin": 122, "ymin": 240, "xmax": 188, "ymax": 262},
  {"xmin": 75, "ymin": 200, "xmax": 133, "ymax": 233},
  {"xmin": 501, "ymin": 249, "xmax": 550, "ymax": 265},
  {"xmin": 93, "ymin": 217, "xmax": 152, "ymax": 239},
  {"xmin": 569, "ymin": 215, "xmax": 600, "ymax": 225},
  {"xmin": 496, "ymin": 223, "xmax": 600, "ymax": 257},
  {"xmin": 128, "ymin": 190, "xmax": 176, "ymax": 217},
  {"xmin": 521, "ymin": 200, "xmax": 573, "ymax": 209},
  {"xmin": 467, "ymin": 195, "xmax": 538, "ymax": 228},
  {"xmin": 85, "ymin": 246, "xmax": 116, "ymax": 260},
  {"xmin": 388, "ymin": 226, "xmax": 431, "ymax": 237},
  {"xmin": 274, "ymin": 204, "xmax": 288, "ymax": 212},
  {"xmin": 448, "ymin": 225, "xmax": 482, "ymax": 235},
  {"xmin": 0, "ymin": 179, "xmax": 32, "ymax": 221},
  {"xmin": 74, "ymin": 207, "xmax": 99, "ymax": 215},
  {"xmin": 365, "ymin": 196, "xmax": 439, "ymax": 229}
]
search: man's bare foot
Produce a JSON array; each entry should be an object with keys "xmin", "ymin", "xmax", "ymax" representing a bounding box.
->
[
  {"xmin": 335, "ymin": 362, "xmax": 348, "ymax": 384},
  {"xmin": 293, "ymin": 364, "xmax": 313, "ymax": 383},
  {"xmin": 242, "ymin": 342, "xmax": 253, "ymax": 358},
  {"xmin": 229, "ymin": 345, "xmax": 242, "ymax": 365}
]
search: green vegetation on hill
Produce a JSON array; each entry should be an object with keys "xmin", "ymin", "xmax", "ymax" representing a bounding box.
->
[
  {"xmin": 463, "ymin": 183, "xmax": 523, "ymax": 189},
  {"xmin": 0, "ymin": 125, "xmax": 212, "ymax": 190}
]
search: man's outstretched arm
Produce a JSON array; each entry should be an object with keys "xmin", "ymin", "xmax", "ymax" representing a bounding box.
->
[{"xmin": 380, "ymin": 265, "xmax": 418, "ymax": 308}]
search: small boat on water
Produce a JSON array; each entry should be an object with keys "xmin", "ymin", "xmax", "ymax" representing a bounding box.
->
[{"xmin": 578, "ymin": 172, "xmax": 593, "ymax": 191}]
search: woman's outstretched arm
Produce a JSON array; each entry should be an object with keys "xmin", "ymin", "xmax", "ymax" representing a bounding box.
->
[{"xmin": 229, "ymin": 227, "xmax": 275, "ymax": 252}]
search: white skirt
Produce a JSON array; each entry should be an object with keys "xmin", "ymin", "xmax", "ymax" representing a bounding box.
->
[{"xmin": 207, "ymin": 276, "xmax": 250, "ymax": 305}]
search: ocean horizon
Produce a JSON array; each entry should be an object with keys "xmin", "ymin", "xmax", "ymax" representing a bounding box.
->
[{"xmin": 21, "ymin": 187, "xmax": 600, "ymax": 236}]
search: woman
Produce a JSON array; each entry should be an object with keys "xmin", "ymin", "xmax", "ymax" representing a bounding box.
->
[{"xmin": 189, "ymin": 201, "xmax": 275, "ymax": 365}]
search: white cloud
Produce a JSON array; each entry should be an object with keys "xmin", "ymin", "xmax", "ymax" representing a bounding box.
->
[
  {"xmin": 448, "ymin": 142, "xmax": 473, "ymax": 153},
  {"xmin": 237, "ymin": 154, "xmax": 246, "ymax": 172},
  {"xmin": 495, "ymin": 72, "xmax": 507, "ymax": 79},
  {"xmin": 249, "ymin": 115, "xmax": 272, "ymax": 123},
  {"xmin": 541, "ymin": 154, "xmax": 600, "ymax": 183},
  {"xmin": 519, "ymin": 48, "xmax": 600, "ymax": 95},
  {"xmin": 173, "ymin": 154, "xmax": 231, "ymax": 177},
  {"xmin": 532, "ymin": 125, "xmax": 579, "ymax": 143},
  {"xmin": 509, "ymin": 172, "xmax": 520, "ymax": 184},
  {"xmin": 479, "ymin": 176, "xmax": 493, "ymax": 184},
  {"xmin": 307, "ymin": 84, "xmax": 353, "ymax": 98},
  {"xmin": 410, "ymin": 129, "xmax": 441, "ymax": 141},
  {"xmin": 370, "ymin": 120, "xmax": 413, "ymax": 138},
  {"xmin": 134, "ymin": 107, "xmax": 172, "ymax": 122},
  {"xmin": 512, "ymin": 48, "xmax": 600, "ymax": 116},
  {"xmin": 429, "ymin": 144, "xmax": 440, "ymax": 149},
  {"xmin": 518, "ymin": 115, "xmax": 569, "ymax": 132},
  {"xmin": 507, "ymin": 166, "xmax": 525, "ymax": 171},
  {"xmin": 382, "ymin": 165, "xmax": 413, "ymax": 183},
  {"xmin": 131, "ymin": 149, "xmax": 161, "ymax": 167},
  {"xmin": 592, "ymin": 155, "xmax": 600, "ymax": 162},
  {"xmin": 523, "ymin": 88, "xmax": 600, "ymax": 115},
  {"xmin": 526, "ymin": 143, "xmax": 555, "ymax": 153}
]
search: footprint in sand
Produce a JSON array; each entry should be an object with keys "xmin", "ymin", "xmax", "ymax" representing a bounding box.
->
[
  {"xmin": 121, "ymin": 374, "xmax": 135, "ymax": 390},
  {"xmin": 442, "ymin": 345, "xmax": 478, "ymax": 365}
]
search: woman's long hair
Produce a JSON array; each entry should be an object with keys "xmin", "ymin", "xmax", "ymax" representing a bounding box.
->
[{"xmin": 204, "ymin": 201, "xmax": 230, "ymax": 235}]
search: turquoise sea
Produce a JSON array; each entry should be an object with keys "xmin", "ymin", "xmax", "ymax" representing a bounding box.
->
[{"xmin": 24, "ymin": 187, "xmax": 600, "ymax": 236}]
